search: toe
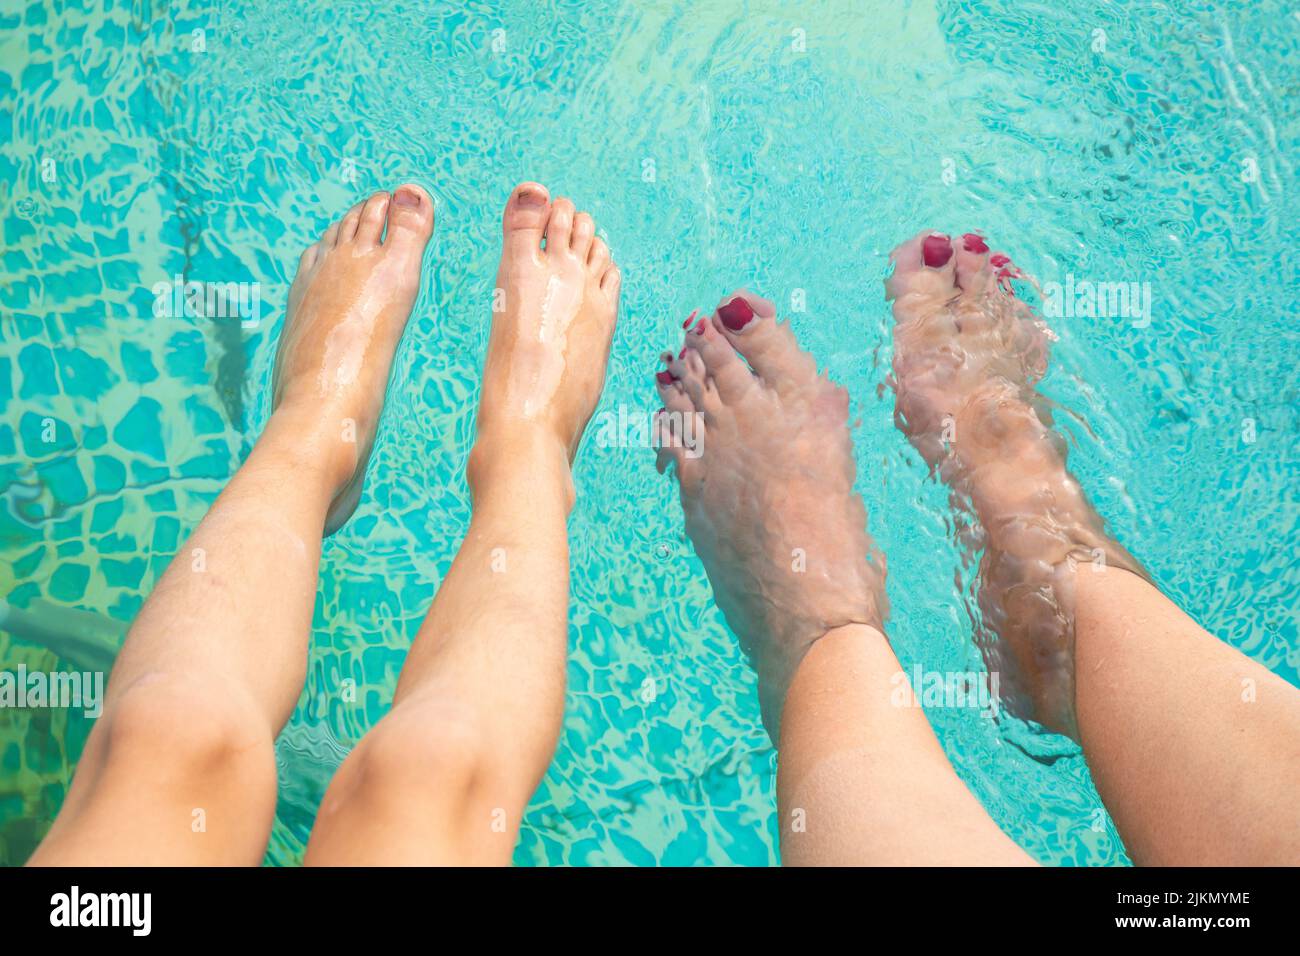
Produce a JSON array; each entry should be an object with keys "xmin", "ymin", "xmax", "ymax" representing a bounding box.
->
[
  {"xmin": 655, "ymin": 356, "xmax": 685, "ymax": 401},
  {"xmin": 654, "ymin": 425, "xmax": 683, "ymax": 476},
  {"xmin": 321, "ymin": 219, "xmax": 341, "ymax": 247},
  {"xmin": 955, "ymin": 231, "xmax": 992, "ymax": 292},
  {"xmin": 655, "ymin": 422, "xmax": 704, "ymax": 494},
  {"xmin": 683, "ymin": 309, "xmax": 756, "ymax": 402},
  {"xmin": 588, "ymin": 236, "xmax": 610, "ymax": 271},
  {"xmin": 653, "ymin": 385, "xmax": 705, "ymax": 494},
  {"xmin": 546, "ymin": 198, "xmax": 575, "ymax": 253},
  {"xmin": 384, "ymin": 183, "xmax": 435, "ymax": 258},
  {"xmin": 885, "ymin": 230, "xmax": 960, "ymax": 304},
  {"xmin": 355, "ymin": 191, "xmax": 391, "ymax": 249},
  {"xmin": 337, "ymin": 201, "xmax": 364, "ymax": 245},
  {"xmin": 988, "ymin": 251, "xmax": 1023, "ymax": 295},
  {"xmin": 297, "ymin": 242, "xmax": 320, "ymax": 274},
  {"xmin": 502, "ymin": 182, "xmax": 551, "ymax": 257},
  {"xmin": 709, "ymin": 290, "xmax": 818, "ymax": 392},
  {"xmin": 600, "ymin": 265, "xmax": 621, "ymax": 298},
  {"xmin": 571, "ymin": 212, "xmax": 595, "ymax": 258},
  {"xmin": 669, "ymin": 348, "xmax": 723, "ymax": 423}
]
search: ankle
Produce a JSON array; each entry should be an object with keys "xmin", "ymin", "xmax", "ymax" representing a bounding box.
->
[
  {"xmin": 763, "ymin": 621, "xmax": 889, "ymax": 742},
  {"xmin": 259, "ymin": 404, "xmax": 362, "ymax": 498},
  {"xmin": 467, "ymin": 424, "xmax": 575, "ymax": 512}
]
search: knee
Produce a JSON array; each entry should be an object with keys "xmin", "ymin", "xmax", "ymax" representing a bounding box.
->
[
  {"xmin": 339, "ymin": 700, "xmax": 503, "ymax": 812},
  {"xmin": 99, "ymin": 673, "xmax": 273, "ymax": 783}
]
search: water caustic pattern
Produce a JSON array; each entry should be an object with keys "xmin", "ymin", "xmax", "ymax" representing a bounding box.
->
[{"xmin": 0, "ymin": 0, "xmax": 1296, "ymax": 865}]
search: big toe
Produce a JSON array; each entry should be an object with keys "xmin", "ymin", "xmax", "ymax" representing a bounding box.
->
[
  {"xmin": 710, "ymin": 290, "xmax": 818, "ymax": 396},
  {"xmin": 502, "ymin": 181, "xmax": 551, "ymax": 256},
  {"xmin": 886, "ymin": 231, "xmax": 960, "ymax": 304},
  {"xmin": 385, "ymin": 183, "xmax": 435, "ymax": 258}
]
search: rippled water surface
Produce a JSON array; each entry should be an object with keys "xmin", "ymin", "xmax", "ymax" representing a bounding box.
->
[{"xmin": 1, "ymin": 0, "xmax": 1297, "ymax": 865}]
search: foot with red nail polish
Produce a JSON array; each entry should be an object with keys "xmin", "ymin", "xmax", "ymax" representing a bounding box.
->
[
  {"xmin": 653, "ymin": 290, "xmax": 886, "ymax": 736},
  {"xmin": 886, "ymin": 230, "xmax": 1144, "ymax": 736},
  {"xmin": 470, "ymin": 183, "xmax": 622, "ymax": 505},
  {"xmin": 273, "ymin": 184, "xmax": 436, "ymax": 535}
]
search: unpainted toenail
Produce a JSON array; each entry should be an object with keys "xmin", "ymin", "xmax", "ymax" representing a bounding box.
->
[
  {"xmin": 393, "ymin": 187, "xmax": 421, "ymax": 208},
  {"xmin": 922, "ymin": 234, "xmax": 953, "ymax": 268},
  {"xmin": 962, "ymin": 233, "xmax": 989, "ymax": 254},
  {"xmin": 516, "ymin": 187, "xmax": 547, "ymax": 208},
  {"xmin": 718, "ymin": 297, "xmax": 756, "ymax": 331}
]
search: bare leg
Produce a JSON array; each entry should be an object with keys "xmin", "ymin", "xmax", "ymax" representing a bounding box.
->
[
  {"xmin": 28, "ymin": 186, "xmax": 435, "ymax": 865},
  {"xmin": 888, "ymin": 229, "xmax": 1300, "ymax": 866},
  {"xmin": 305, "ymin": 184, "xmax": 621, "ymax": 865},
  {"xmin": 1075, "ymin": 566, "xmax": 1300, "ymax": 865},
  {"xmin": 654, "ymin": 291, "xmax": 1031, "ymax": 865},
  {"xmin": 780, "ymin": 624, "xmax": 1035, "ymax": 865}
]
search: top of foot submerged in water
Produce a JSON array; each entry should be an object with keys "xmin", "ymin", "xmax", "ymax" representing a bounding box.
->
[
  {"xmin": 887, "ymin": 230, "xmax": 1147, "ymax": 740},
  {"xmin": 654, "ymin": 290, "xmax": 887, "ymax": 737}
]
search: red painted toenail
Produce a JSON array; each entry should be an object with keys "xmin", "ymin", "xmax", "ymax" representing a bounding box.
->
[
  {"xmin": 682, "ymin": 309, "xmax": 698, "ymax": 329},
  {"xmin": 922, "ymin": 234, "xmax": 953, "ymax": 268},
  {"xmin": 962, "ymin": 233, "xmax": 988, "ymax": 254},
  {"xmin": 718, "ymin": 297, "xmax": 755, "ymax": 331},
  {"xmin": 660, "ymin": 351, "xmax": 673, "ymax": 364},
  {"xmin": 989, "ymin": 253, "xmax": 1010, "ymax": 268},
  {"xmin": 678, "ymin": 347, "xmax": 686, "ymax": 359},
  {"xmin": 693, "ymin": 321, "xmax": 706, "ymax": 335},
  {"xmin": 655, "ymin": 370, "xmax": 675, "ymax": 385}
]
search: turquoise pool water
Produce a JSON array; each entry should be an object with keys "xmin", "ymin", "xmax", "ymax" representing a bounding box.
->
[{"xmin": 1, "ymin": 0, "xmax": 1296, "ymax": 865}]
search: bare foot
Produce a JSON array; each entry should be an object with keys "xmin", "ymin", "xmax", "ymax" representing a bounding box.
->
[
  {"xmin": 470, "ymin": 183, "xmax": 621, "ymax": 498},
  {"xmin": 887, "ymin": 230, "xmax": 1144, "ymax": 737},
  {"xmin": 654, "ymin": 291, "xmax": 886, "ymax": 736},
  {"xmin": 272, "ymin": 184, "xmax": 435, "ymax": 534}
]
